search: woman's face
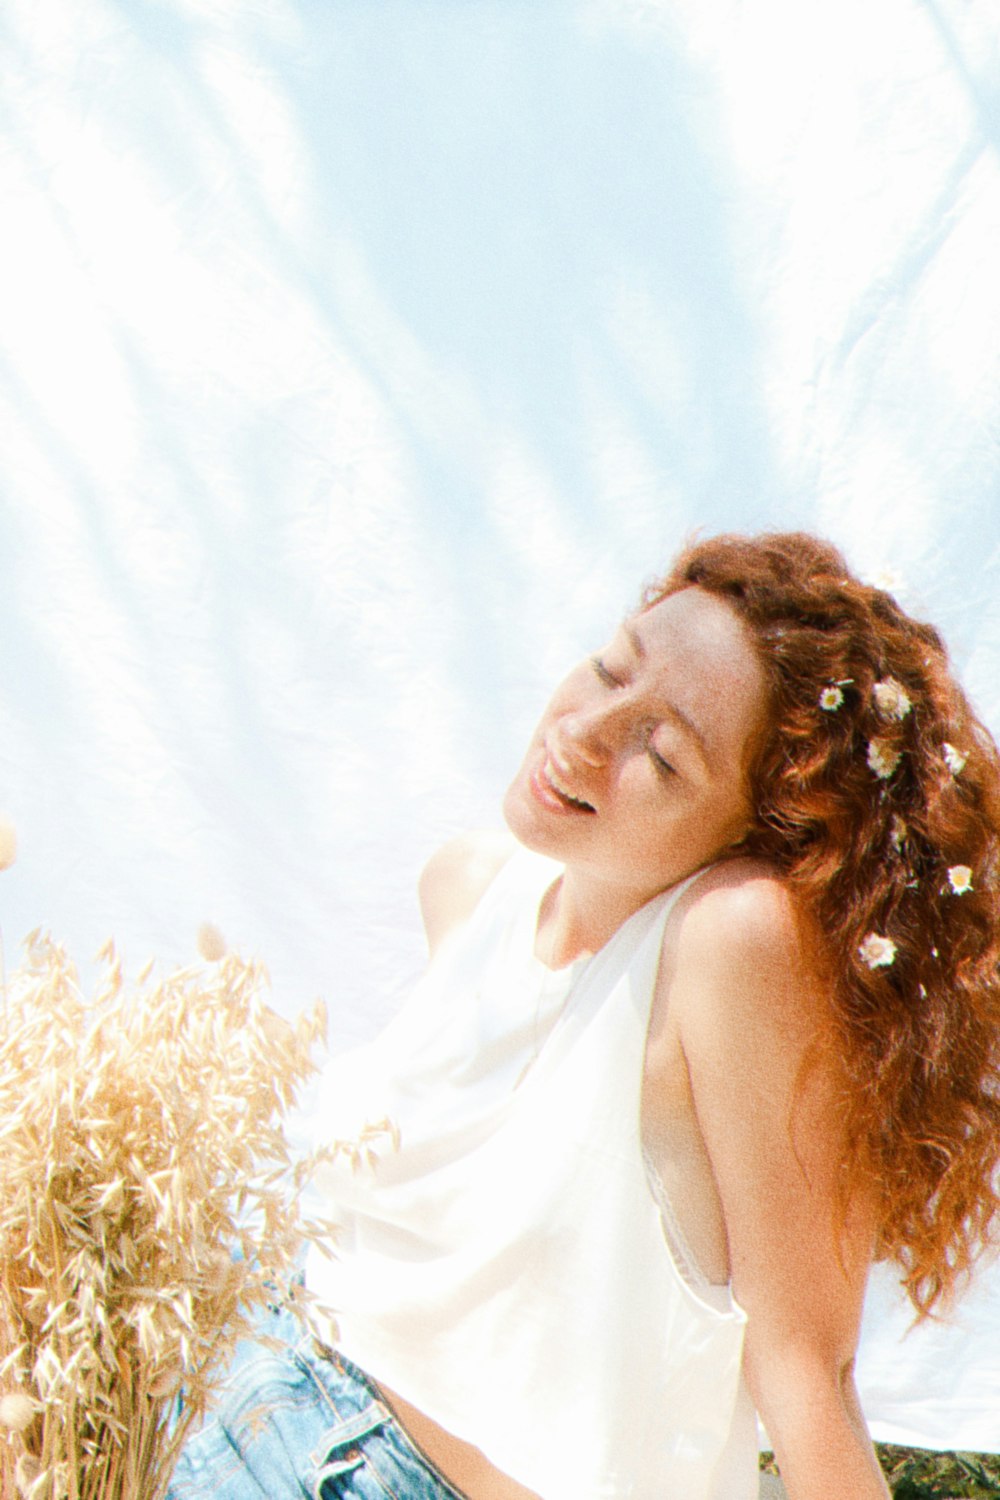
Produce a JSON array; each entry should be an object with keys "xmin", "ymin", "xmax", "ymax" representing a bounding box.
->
[{"xmin": 503, "ymin": 586, "xmax": 768, "ymax": 904}]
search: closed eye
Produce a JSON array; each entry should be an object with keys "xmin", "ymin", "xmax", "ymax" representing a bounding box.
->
[
  {"xmin": 649, "ymin": 747, "xmax": 677, "ymax": 778},
  {"xmin": 593, "ymin": 655, "xmax": 679, "ymax": 776},
  {"xmin": 591, "ymin": 655, "xmax": 622, "ymax": 687}
]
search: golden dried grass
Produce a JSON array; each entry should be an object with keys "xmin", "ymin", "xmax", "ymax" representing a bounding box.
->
[{"xmin": 0, "ymin": 932, "xmax": 368, "ymax": 1500}]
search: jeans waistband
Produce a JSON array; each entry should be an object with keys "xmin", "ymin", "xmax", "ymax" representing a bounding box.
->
[{"xmin": 300, "ymin": 1340, "xmax": 472, "ymax": 1500}]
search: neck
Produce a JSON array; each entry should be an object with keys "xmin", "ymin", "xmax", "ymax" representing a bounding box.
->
[{"xmin": 534, "ymin": 867, "xmax": 659, "ymax": 969}]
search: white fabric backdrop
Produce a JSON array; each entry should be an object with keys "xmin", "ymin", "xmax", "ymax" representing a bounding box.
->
[{"xmin": 2, "ymin": 0, "xmax": 1000, "ymax": 1450}]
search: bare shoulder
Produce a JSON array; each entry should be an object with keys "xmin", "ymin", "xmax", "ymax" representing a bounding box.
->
[
  {"xmin": 417, "ymin": 829, "xmax": 519, "ymax": 956},
  {"xmin": 670, "ymin": 856, "xmax": 814, "ymax": 965},
  {"xmin": 664, "ymin": 857, "xmax": 834, "ymax": 1062}
]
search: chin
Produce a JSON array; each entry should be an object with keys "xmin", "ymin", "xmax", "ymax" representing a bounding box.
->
[
  {"xmin": 501, "ymin": 779, "xmax": 535, "ymax": 846},
  {"xmin": 501, "ymin": 775, "xmax": 559, "ymax": 857}
]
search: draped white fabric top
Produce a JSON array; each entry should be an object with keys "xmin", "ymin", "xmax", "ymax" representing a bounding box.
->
[{"xmin": 306, "ymin": 848, "xmax": 757, "ymax": 1500}]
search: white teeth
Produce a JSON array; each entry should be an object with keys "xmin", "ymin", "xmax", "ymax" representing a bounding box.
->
[{"xmin": 543, "ymin": 761, "xmax": 593, "ymax": 810}]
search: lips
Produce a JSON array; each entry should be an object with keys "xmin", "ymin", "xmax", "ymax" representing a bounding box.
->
[{"xmin": 530, "ymin": 753, "xmax": 596, "ymax": 814}]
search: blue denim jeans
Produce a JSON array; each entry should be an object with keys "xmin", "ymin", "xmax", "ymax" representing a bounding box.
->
[{"xmin": 166, "ymin": 1296, "xmax": 467, "ymax": 1500}]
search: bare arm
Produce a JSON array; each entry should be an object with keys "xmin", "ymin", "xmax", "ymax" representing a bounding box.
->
[{"xmin": 670, "ymin": 868, "xmax": 889, "ymax": 1500}]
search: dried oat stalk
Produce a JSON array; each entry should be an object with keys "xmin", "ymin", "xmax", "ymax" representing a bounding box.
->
[{"xmin": 0, "ymin": 933, "xmax": 361, "ymax": 1500}]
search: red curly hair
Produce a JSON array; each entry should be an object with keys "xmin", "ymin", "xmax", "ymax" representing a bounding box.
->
[{"xmin": 647, "ymin": 531, "xmax": 1000, "ymax": 1317}]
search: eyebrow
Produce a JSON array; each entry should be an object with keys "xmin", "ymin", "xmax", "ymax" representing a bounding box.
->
[{"xmin": 623, "ymin": 620, "xmax": 714, "ymax": 771}]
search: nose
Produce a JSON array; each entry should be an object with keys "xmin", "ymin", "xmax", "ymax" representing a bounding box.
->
[{"xmin": 555, "ymin": 709, "xmax": 612, "ymax": 769}]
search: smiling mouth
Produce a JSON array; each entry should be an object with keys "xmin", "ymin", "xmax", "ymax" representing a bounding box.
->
[{"xmin": 539, "ymin": 758, "xmax": 596, "ymax": 813}]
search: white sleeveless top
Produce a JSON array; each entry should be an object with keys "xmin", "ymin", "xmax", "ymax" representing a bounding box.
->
[{"xmin": 306, "ymin": 849, "xmax": 757, "ymax": 1500}]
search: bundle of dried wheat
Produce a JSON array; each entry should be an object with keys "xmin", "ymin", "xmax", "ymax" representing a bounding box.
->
[{"xmin": 0, "ymin": 932, "xmax": 365, "ymax": 1500}]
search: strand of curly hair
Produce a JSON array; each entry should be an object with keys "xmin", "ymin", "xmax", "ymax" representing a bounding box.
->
[{"xmin": 647, "ymin": 531, "xmax": 1000, "ymax": 1318}]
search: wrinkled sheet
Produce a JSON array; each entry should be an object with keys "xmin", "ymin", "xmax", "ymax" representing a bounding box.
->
[{"xmin": 2, "ymin": 0, "xmax": 999, "ymax": 1451}]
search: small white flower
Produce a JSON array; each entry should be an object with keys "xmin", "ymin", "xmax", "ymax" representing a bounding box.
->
[
  {"xmin": 0, "ymin": 1391, "xmax": 37, "ymax": 1431},
  {"xmin": 859, "ymin": 933, "xmax": 897, "ymax": 969},
  {"xmin": 890, "ymin": 815, "xmax": 907, "ymax": 851},
  {"xmin": 947, "ymin": 864, "xmax": 974, "ymax": 895},
  {"xmin": 867, "ymin": 738, "xmax": 901, "ymax": 780},
  {"xmin": 819, "ymin": 685, "xmax": 844, "ymax": 712},
  {"xmin": 873, "ymin": 677, "xmax": 912, "ymax": 722},
  {"xmin": 943, "ymin": 742, "xmax": 967, "ymax": 776}
]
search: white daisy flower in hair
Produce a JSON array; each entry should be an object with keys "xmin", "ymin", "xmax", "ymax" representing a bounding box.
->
[
  {"xmin": 873, "ymin": 678, "xmax": 912, "ymax": 722},
  {"xmin": 943, "ymin": 742, "xmax": 967, "ymax": 776},
  {"xmin": 819, "ymin": 685, "xmax": 844, "ymax": 712},
  {"xmin": 867, "ymin": 738, "xmax": 901, "ymax": 780},
  {"xmin": 947, "ymin": 865, "xmax": 973, "ymax": 895},
  {"xmin": 859, "ymin": 933, "xmax": 897, "ymax": 969}
]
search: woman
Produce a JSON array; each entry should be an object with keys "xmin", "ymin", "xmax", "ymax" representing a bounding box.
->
[{"xmin": 168, "ymin": 531, "xmax": 1000, "ymax": 1500}]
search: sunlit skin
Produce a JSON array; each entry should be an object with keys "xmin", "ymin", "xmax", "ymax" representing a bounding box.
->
[{"xmin": 386, "ymin": 585, "xmax": 890, "ymax": 1500}]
